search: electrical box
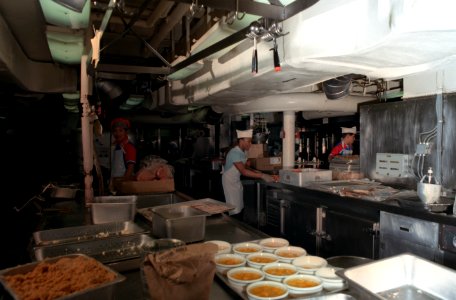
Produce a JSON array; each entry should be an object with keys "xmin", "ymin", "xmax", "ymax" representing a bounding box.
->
[
  {"xmin": 415, "ymin": 143, "xmax": 432, "ymax": 156},
  {"xmin": 375, "ymin": 153, "xmax": 412, "ymax": 177}
]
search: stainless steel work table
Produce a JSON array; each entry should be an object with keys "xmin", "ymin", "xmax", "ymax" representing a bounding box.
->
[
  {"xmin": 114, "ymin": 214, "xmax": 269, "ymax": 300},
  {"xmin": 32, "ymin": 200, "xmax": 270, "ymax": 300}
]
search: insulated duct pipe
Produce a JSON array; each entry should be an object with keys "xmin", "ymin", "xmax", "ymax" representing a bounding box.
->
[
  {"xmin": 283, "ymin": 111, "xmax": 295, "ymax": 168},
  {"xmin": 322, "ymin": 74, "xmax": 353, "ymax": 100},
  {"xmin": 212, "ymin": 93, "xmax": 374, "ymax": 115}
]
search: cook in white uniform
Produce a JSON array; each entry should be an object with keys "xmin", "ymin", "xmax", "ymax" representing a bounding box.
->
[{"xmin": 222, "ymin": 129, "xmax": 274, "ymax": 216}]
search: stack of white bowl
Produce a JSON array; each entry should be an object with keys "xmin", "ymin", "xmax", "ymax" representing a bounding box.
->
[{"xmin": 315, "ymin": 267, "xmax": 345, "ymax": 291}]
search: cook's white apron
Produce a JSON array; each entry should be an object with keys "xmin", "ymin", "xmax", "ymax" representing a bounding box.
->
[
  {"xmin": 111, "ymin": 145, "xmax": 126, "ymax": 178},
  {"xmin": 222, "ymin": 164, "xmax": 243, "ymax": 215}
]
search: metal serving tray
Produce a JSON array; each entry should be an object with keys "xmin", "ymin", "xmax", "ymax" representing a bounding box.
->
[
  {"xmin": 0, "ymin": 254, "xmax": 125, "ymax": 300},
  {"xmin": 151, "ymin": 204, "xmax": 207, "ymax": 243},
  {"xmin": 136, "ymin": 192, "xmax": 186, "ymax": 209},
  {"xmin": 338, "ymin": 253, "xmax": 456, "ymax": 300},
  {"xmin": 302, "ymin": 294, "xmax": 356, "ymax": 300},
  {"xmin": 214, "ymin": 240, "xmax": 348, "ymax": 300},
  {"xmin": 33, "ymin": 221, "xmax": 147, "ymax": 246},
  {"xmin": 91, "ymin": 195, "xmax": 137, "ymax": 224},
  {"xmin": 34, "ymin": 234, "xmax": 156, "ymax": 272}
]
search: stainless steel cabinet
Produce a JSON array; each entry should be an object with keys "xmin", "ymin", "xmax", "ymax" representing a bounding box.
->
[
  {"xmin": 285, "ymin": 200, "xmax": 318, "ymax": 255},
  {"xmin": 321, "ymin": 210, "xmax": 379, "ymax": 259},
  {"xmin": 264, "ymin": 189, "xmax": 318, "ymax": 254},
  {"xmin": 263, "ymin": 187, "xmax": 379, "ymax": 258},
  {"xmin": 380, "ymin": 211, "xmax": 443, "ymax": 262}
]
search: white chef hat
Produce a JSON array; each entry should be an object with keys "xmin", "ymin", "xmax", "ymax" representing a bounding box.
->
[
  {"xmin": 341, "ymin": 126, "xmax": 357, "ymax": 134},
  {"xmin": 236, "ymin": 129, "xmax": 253, "ymax": 139}
]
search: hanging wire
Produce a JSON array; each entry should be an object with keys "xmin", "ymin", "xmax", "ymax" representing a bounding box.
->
[
  {"xmin": 235, "ymin": 0, "xmax": 245, "ymax": 20},
  {"xmin": 411, "ymin": 154, "xmax": 421, "ymax": 181}
]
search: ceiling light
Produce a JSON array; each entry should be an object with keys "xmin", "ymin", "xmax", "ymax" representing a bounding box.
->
[{"xmin": 52, "ymin": 0, "xmax": 87, "ymax": 12}]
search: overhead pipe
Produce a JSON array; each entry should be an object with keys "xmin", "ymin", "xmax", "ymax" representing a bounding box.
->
[
  {"xmin": 212, "ymin": 93, "xmax": 374, "ymax": 115},
  {"xmin": 169, "ymin": 0, "xmax": 320, "ymax": 75},
  {"xmin": 128, "ymin": 106, "xmax": 210, "ymax": 124}
]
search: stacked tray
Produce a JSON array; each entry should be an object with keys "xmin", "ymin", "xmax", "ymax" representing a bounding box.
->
[
  {"xmin": 33, "ymin": 221, "xmax": 147, "ymax": 246},
  {"xmin": 33, "ymin": 222, "xmax": 156, "ymax": 272},
  {"xmin": 137, "ymin": 198, "xmax": 235, "ymax": 225},
  {"xmin": 34, "ymin": 233, "xmax": 160, "ymax": 272}
]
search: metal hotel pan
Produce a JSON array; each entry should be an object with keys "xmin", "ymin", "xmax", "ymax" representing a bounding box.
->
[
  {"xmin": 34, "ymin": 234, "xmax": 159, "ymax": 272},
  {"xmin": 33, "ymin": 221, "xmax": 148, "ymax": 246},
  {"xmin": 0, "ymin": 254, "xmax": 125, "ymax": 300},
  {"xmin": 338, "ymin": 253, "xmax": 456, "ymax": 300}
]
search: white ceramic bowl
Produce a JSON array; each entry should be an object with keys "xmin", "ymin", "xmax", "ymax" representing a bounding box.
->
[
  {"xmin": 315, "ymin": 267, "xmax": 345, "ymax": 291},
  {"xmin": 283, "ymin": 274, "xmax": 323, "ymax": 296},
  {"xmin": 232, "ymin": 242, "xmax": 263, "ymax": 256},
  {"xmin": 246, "ymin": 252, "xmax": 280, "ymax": 269},
  {"xmin": 315, "ymin": 267, "xmax": 344, "ymax": 283},
  {"xmin": 259, "ymin": 238, "xmax": 289, "ymax": 253},
  {"xmin": 227, "ymin": 267, "xmax": 265, "ymax": 287},
  {"xmin": 215, "ymin": 253, "xmax": 246, "ymax": 274},
  {"xmin": 205, "ymin": 240, "xmax": 231, "ymax": 254},
  {"xmin": 262, "ymin": 262, "xmax": 298, "ymax": 282},
  {"xmin": 292, "ymin": 255, "xmax": 328, "ymax": 274},
  {"xmin": 246, "ymin": 280, "xmax": 289, "ymax": 300},
  {"xmin": 273, "ymin": 246, "xmax": 306, "ymax": 263}
]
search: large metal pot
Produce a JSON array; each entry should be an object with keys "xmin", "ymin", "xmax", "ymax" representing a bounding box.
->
[{"xmin": 326, "ymin": 256, "xmax": 373, "ymax": 269}]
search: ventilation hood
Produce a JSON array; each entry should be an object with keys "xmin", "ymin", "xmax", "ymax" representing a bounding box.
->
[
  {"xmin": 1, "ymin": 0, "xmax": 456, "ymax": 117},
  {"xmin": 168, "ymin": 0, "xmax": 456, "ymax": 114}
]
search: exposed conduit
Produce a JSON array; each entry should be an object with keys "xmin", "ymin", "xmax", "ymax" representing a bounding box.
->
[
  {"xmin": 0, "ymin": 14, "xmax": 76, "ymax": 92},
  {"xmin": 211, "ymin": 93, "xmax": 374, "ymax": 115}
]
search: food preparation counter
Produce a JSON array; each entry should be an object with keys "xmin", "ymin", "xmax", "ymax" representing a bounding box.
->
[
  {"xmin": 262, "ymin": 181, "xmax": 456, "ymax": 227},
  {"xmin": 20, "ymin": 198, "xmax": 271, "ymax": 300}
]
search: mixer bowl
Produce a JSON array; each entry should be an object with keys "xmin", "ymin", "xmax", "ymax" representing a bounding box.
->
[{"xmin": 417, "ymin": 182, "xmax": 441, "ymax": 204}]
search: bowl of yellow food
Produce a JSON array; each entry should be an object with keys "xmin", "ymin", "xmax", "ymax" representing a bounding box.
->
[
  {"xmin": 262, "ymin": 262, "xmax": 298, "ymax": 282},
  {"xmin": 215, "ymin": 253, "xmax": 246, "ymax": 274},
  {"xmin": 232, "ymin": 242, "xmax": 263, "ymax": 256},
  {"xmin": 246, "ymin": 280, "xmax": 289, "ymax": 300},
  {"xmin": 292, "ymin": 255, "xmax": 327, "ymax": 274},
  {"xmin": 259, "ymin": 238, "xmax": 289, "ymax": 253},
  {"xmin": 205, "ymin": 240, "xmax": 231, "ymax": 254},
  {"xmin": 227, "ymin": 267, "xmax": 265, "ymax": 287},
  {"xmin": 283, "ymin": 274, "xmax": 323, "ymax": 295},
  {"xmin": 274, "ymin": 246, "xmax": 306, "ymax": 263},
  {"xmin": 246, "ymin": 252, "xmax": 279, "ymax": 269}
]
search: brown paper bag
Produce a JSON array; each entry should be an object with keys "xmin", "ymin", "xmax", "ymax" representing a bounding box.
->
[{"xmin": 142, "ymin": 243, "xmax": 218, "ymax": 300}]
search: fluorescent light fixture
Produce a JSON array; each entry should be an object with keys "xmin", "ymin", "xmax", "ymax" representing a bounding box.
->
[{"xmin": 52, "ymin": 0, "xmax": 87, "ymax": 12}]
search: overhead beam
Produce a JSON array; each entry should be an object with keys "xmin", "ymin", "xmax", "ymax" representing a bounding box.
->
[
  {"xmin": 170, "ymin": 24, "xmax": 250, "ymax": 73},
  {"xmin": 171, "ymin": 0, "xmax": 285, "ymax": 20},
  {"xmin": 284, "ymin": 0, "xmax": 319, "ymax": 19},
  {"xmin": 97, "ymin": 64, "xmax": 170, "ymax": 74},
  {"xmin": 169, "ymin": 0, "xmax": 320, "ymax": 74}
]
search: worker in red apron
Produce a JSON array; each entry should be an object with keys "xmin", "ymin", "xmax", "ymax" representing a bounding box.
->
[
  {"xmin": 222, "ymin": 129, "xmax": 274, "ymax": 216},
  {"xmin": 329, "ymin": 126, "xmax": 356, "ymax": 160},
  {"xmin": 110, "ymin": 118, "xmax": 136, "ymax": 179}
]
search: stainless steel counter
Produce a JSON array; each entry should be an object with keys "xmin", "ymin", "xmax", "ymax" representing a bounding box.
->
[{"xmin": 108, "ymin": 214, "xmax": 270, "ymax": 300}]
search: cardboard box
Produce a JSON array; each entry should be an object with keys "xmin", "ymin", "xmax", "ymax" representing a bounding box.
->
[
  {"xmin": 247, "ymin": 144, "xmax": 267, "ymax": 158},
  {"xmin": 116, "ymin": 179, "xmax": 175, "ymax": 195},
  {"xmin": 251, "ymin": 156, "xmax": 282, "ymax": 171}
]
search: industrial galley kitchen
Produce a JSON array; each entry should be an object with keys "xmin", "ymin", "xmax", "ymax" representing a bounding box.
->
[{"xmin": 2, "ymin": 0, "xmax": 456, "ymax": 300}]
